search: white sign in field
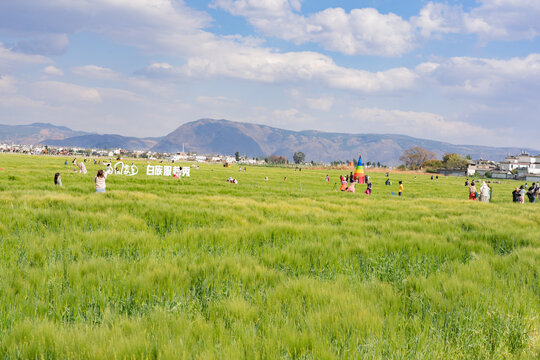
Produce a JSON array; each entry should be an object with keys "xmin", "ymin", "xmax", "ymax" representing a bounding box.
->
[
  {"xmin": 146, "ymin": 165, "xmax": 190, "ymax": 177},
  {"xmin": 106, "ymin": 162, "xmax": 139, "ymax": 176}
]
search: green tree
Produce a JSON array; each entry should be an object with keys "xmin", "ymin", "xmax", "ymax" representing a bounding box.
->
[
  {"xmin": 400, "ymin": 147, "xmax": 436, "ymax": 170},
  {"xmin": 293, "ymin": 152, "xmax": 305, "ymax": 164},
  {"xmin": 267, "ymin": 155, "xmax": 288, "ymax": 164},
  {"xmin": 235, "ymin": 151, "xmax": 240, "ymax": 162},
  {"xmin": 442, "ymin": 153, "xmax": 469, "ymax": 169}
]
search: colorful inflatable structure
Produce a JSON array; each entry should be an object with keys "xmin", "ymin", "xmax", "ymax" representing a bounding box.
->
[{"xmin": 353, "ymin": 155, "xmax": 365, "ymax": 184}]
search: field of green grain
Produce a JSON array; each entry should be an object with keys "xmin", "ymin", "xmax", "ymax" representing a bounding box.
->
[{"xmin": 0, "ymin": 153, "xmax": 538, "ymax": 359}]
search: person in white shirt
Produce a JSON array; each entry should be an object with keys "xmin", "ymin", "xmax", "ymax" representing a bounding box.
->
[{"xmin": 94, "ymin": 169, "xmax": 107, "ymax": 193}]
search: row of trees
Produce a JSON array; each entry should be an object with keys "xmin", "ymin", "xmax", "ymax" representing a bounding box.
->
[
  {"xmin": 399, "ymin": 146, "xmax": 470, "ymax": 170},
  {"xmin": 235, "ymin": 151, "xmax": 306, "ymax": 164}
]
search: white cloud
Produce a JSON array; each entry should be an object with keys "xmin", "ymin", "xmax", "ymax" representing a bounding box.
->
[
  {"xmin": 0, "ymin": 0, "xmax": 212, "ymax": 52},
  {"xmin": 0, "ymin": 75, "xmax": 17, "ymax": 93},
  {"xmin": 13, "ymin": 34, "xmax": 70, "ymax": 55},
  {"xmin": 136, "ymin": 62, "xmax": 186, "ymax": 79},
  {"xmin": 305, "ymin": 96, "xmax": 333, "ymax": 111},
  {"xmin": 414, "ymin": 1, "xmax": 540, "ymax": 40},
  {"xmin": 196, "ymin": 95, "xmax": 237, "ymax": 107},
  {"xmin": 72, "ymin": 65, "xmax": 119, "ymax": 80},
  {"xmin": 349, "ymin": 107, "xmax": 502, "ymax": 144},
  {"xmin": 32, "ymin": 81, "xmax": 102, "ymax": 104},
  {"xmin": 43, "ymin": 65, "xmax": 64, "ymax": 76},
  {"xmin": 214, "ymin": 0, "xmax": 540, "ymax": 55},
  {"xmin": 417, "ymin": 54, "xmax": 540, "ymax": 98},
  {"xmin": 181, "ymin": 50, "xmax": 417, "ymax": 93},
  {"xmin": 1, "ymin": 0, "xmax": 414, "ymax": 94},
  {"xmin": 212, "ymin": 1, "xmax": 415, "ymax": 56},
  {"xmin": 0, "ymin": 43, "xmax": 51, "ymax": 69}
]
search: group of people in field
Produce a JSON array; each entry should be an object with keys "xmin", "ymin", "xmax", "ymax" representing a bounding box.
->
[
  {"xmin": 466, "ymin": 179, "xmax": 492, "ymax": 202},
  {"xmin": 328, "ymin": 173, "xmax": 403, "ymax": 196},
  {"xmin": 466, "ymin": 178, "xmax": 540, "ymax": 203},
  {"xmin": 54, "ymin": 159, "xmax": 539, "ymax": 203},
  {"xmin": 512, "ymin": 183, "xmax": 539, "ymax": 203},
  {"xmin": 55, "ymin": 158, "xmax": 109, "ymax": 193}
]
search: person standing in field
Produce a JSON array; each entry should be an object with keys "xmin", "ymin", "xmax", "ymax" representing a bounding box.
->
[
  {"xmin": 398, "ymin": 181, "xmax": 403, "ymax": 196},
  {"xmin": 365, "ymin": 181, "xmax": 372, "ymax": 195},
  {"xmin": 479, "ymin": 181, "xmax": 490, "ymax": 202},
  {"xmin": 325, "ymin": 174, "xmax": 329, "ymax": 182},
  {"xmin": 469, "ymin": 182, "xmax": 476, "ymax": 200},
  {"xmin": 347, "ymin": 181, "xmax": 356, "ymax": 193},
  {"xmin": 54, "ymin": 173, "xmax": 62, "ymax": 186},
  {"xmin": 519, "ymin": 185, "xmax": 526, "ymax": 203},
  {"xmin": 512, "ymin": 187, "xmax": 521, "ymax": 203},
  {"xmin": 94, "ymin": 169, "xmax": 107, "ymax": 193},
  {"xmin": 527, "ymin": 183, "xmax": 536, "ymax": 203}
]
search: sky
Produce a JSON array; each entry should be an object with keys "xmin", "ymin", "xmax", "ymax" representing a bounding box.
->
[{"xmin": 0, "ymin": 0, "xmax": 539, "ymax": 148}]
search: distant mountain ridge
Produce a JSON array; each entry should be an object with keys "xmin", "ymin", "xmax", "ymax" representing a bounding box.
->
[
  {"xmin": 0, "ymin": 120, "xmax": 538, "ymax": 165},
  {"xmin": 0, "ymin": 122, "xmax": 88, "ymax": 145},
  {"xmin": 151, "ymin": 119, "xmax": 539, "ymax": 165},
  {"xmin": 0, "ymin": 123, "xmax": 161, "ymax": 151}
]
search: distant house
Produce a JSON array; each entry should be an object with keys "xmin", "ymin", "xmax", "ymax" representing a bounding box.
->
[
  {"xmin": 526, "ymin": 175, "xmax": 540, "ymax": 182},
  {"xmin": 491, "ymin": 170, "xmax": 513, "ymax": 179},
  {"xmin": 437, "ymin": 169, "xmax": 467, "ymax": 177},
  {"xmin": 499, "ymin": 153, "xmax": 540, "ymax": 175},
  {"xmin": 467, "ymin": 159, "xmax": 498, "ymax": 177},
  {"xmin": 171, "ymin": 153, "xmax": 188, "ymax": 161}
]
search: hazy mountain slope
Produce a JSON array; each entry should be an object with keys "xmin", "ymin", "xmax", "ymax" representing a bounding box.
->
[
  {"xmin": 41, "ymin": 134, "xmax": 160, "ymax": 150},
  {"xmin": 152, "ymin": 119, "xmax": 539, "ymax": 165},
  {"xmin": 0, "ymin": 123, "xmax": 88, "ymax": 145},
  {"xmin": 2, "ymin": 120, "xmax": 537, "ymax": 164}
]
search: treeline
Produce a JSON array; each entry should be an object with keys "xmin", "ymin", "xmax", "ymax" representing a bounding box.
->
[{"xmin": 399, "ymin": 146, "xmax": 470, "ymax": 171}]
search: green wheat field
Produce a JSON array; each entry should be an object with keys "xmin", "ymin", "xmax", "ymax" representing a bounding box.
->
[{"xmin": 0, "ymin": 153, "xmax": 539, "ymax": 359}]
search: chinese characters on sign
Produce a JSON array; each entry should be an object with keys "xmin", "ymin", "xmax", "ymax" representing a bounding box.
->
[{"xmin": 146, "ymin": 165, "xmax": 190, "ymax": 177}]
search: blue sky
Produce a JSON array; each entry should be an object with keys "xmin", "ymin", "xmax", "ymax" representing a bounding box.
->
[{"xmin": 0, "ymin": 0, "xmax": 539, "ymax": 148}]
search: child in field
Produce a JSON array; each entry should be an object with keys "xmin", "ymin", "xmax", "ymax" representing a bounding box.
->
[
  {"xmin": 340, "ymin": 177, "xmax": 347, "ymax": 191},
  {"xmin": 326, "ymin": 174, "xmax": 329, "ymax": 182},
  {"xmin": 94, "ymin": 169, "xmax": 107, "ymax": 193},
  {"xmin": 54, "ymin": 173, "xmax": 62, "ymax": 186},
  {"xmin": 398, "ymin": 181, "xmax": 403, "ymax": 196},
  {"xmin": 346, "ymin": 181, "xmax": 356, "ymax": 193},
  {"xmin": 365, "ymin": 181, "xmax": 372, "ymax": 195}
]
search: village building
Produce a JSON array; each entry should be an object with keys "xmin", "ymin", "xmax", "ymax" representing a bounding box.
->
[{"xmin": 499, "ymin": 153, "xmax": 540, "ymax": 175}]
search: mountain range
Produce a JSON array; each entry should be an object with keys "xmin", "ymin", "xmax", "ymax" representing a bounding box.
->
[{"xmin": 0, "ymin": 119, "xmax": 537, "ymax": 165}]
